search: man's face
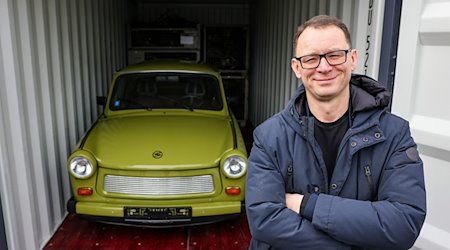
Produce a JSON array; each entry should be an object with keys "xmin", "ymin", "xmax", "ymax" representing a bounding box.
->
[{"xmin": 291, "ymin": 25, "xmax": 357, "ymax": 102}]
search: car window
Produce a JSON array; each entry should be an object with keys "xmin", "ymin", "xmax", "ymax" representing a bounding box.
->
[{"xmin": 109, "ymin": 73, "xmax": 223, "ymax": 111}]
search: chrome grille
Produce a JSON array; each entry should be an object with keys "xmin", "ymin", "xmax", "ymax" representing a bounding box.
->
[{"xmin": 104, "ymin": 174, "xmax": 214, "ymax": 196}]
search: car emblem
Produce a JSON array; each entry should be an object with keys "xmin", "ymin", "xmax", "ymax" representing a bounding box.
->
[{"xmin": 152, "ymin": 150, "xmax": 163, "ymax": 159}]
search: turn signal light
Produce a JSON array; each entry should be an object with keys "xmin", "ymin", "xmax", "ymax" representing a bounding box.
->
[
  {"xmin": 77, "ymin": 187, "xmax": 93, "ymax": 196},
  {"xmin": 225, "ymin": 186, "xmax": 241, "ymax": 195}
]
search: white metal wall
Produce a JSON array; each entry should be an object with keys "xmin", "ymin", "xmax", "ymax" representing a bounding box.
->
[
  {"xmin": 0, "ymin": 0, "xmax": 127, "ymax": 249},
  {"xmin": 394, "ymin": 1, "xmax": 450, "ymax": 249},
  {"xmin": 248, "ymin": 0, "xmax": 385, "ymax": 126}
]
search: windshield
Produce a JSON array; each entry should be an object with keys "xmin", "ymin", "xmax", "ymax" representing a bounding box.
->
[{"xmin": 109, "ymin": 72, "xmax": 223, "ymax": 111}]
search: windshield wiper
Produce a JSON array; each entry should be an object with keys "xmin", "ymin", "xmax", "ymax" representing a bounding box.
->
[
  {"xmin": 116, "ymin": 98, "xmax": 152, "ymax": 111},
  {"xmin": 158, "ymin": 95, "xmax": 194, "ymax": 111}
]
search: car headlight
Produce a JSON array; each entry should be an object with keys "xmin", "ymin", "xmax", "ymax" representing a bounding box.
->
[
  {"xmin": 68, "ymin": 152, "xmax": 96, "ymax": 179},
  {"xmin": 223, "ymin": 155, "xmax": 247, "ymax": 179}
]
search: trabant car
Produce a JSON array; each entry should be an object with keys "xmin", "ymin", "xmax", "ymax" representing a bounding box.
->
[{"xmin": 66, "ymin": 60, "xmax": 248, "ymax": 226}]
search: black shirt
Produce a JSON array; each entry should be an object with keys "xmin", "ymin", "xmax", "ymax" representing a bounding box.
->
[{"xmin": 313, "ymin": 111, "xmax": 349, "ymax": 183}]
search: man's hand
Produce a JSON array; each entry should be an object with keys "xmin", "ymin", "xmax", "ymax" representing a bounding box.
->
[{"xmin": 285, "ymin": 193, "xmax": 304, "ymax": 214}]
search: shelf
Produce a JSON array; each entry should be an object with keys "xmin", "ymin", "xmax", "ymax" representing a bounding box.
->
[{"xmin": 128, "ymin": 26, "xmax": 200, "ymax": 50}]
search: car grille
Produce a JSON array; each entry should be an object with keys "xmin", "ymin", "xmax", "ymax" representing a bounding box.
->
[{"xmin": 104, "ymin": 174, "xmax": 214, "ymax": 196}]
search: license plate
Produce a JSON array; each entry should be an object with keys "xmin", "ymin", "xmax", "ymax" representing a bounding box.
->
[{"xmin": 124, "ymin": 207, "xmax": 192, "ymax": 220}]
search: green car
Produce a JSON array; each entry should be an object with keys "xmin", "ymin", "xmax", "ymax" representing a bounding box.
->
[{"xmin": 66, "ymin": 60, "xmax": 248, "ymax": 226}]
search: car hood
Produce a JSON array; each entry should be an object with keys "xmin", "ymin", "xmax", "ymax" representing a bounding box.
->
[{"xmin": 82, "ymin": 113, "xmax": 234, "ymax": 169}]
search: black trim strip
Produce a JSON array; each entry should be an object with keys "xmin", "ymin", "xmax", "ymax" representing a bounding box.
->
[
  {"xmin": 75, "ymin": 213, "xmax": 241, "ymax": 228},
  {"xmin": 229, "ymin": 117, "xmax": 238, "ymax": 149},
  {"xmin": 79, "ymin": 118, "xmax": 101, "ymax": 149}
]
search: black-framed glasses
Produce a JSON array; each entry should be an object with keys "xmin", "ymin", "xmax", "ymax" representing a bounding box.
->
[{"xmin": 294, "ymin": 49, "xmax": 352, "ymax": 69}]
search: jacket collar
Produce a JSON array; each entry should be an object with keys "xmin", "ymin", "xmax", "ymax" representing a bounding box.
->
[
  {"xmin": 282, "ymin": 74, "xmax": 391, "ymax": 134},
  {"xmin": 349, "ymin": 74, "xmax": 391, "ymax": 115}
]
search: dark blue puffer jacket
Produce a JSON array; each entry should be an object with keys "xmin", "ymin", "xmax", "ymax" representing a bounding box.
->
[{"xmin": 245, "ymin": 75, "xmax": 426, "ymax": 249}]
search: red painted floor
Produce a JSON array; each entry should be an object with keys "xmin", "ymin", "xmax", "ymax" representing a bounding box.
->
[{"xmin": 44, "ymin": 213, "xmax": 251, "ymax": 250}]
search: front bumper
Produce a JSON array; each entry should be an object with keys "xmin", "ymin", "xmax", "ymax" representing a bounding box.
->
[{"xmin": 67, "ymin": 197, "xmax": 244, "ymax": 227}]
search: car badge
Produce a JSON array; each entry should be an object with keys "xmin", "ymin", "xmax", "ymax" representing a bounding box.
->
[{"xmin": 152, "ymin": 150, "xmax": 163, "ymax": 159}]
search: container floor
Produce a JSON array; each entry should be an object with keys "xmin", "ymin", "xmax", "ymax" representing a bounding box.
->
[{"xmin": 44, "ymin": 213, "xmax": 251, "ymax": 250}]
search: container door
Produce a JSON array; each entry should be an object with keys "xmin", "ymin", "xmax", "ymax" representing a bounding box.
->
[
  {"xmin": 394, "ymin": 1, "xmax": 450, "ymax": 249},
  {"xmin": 0, "ymin": 196, "xmax": 7, "ymax": 250}
]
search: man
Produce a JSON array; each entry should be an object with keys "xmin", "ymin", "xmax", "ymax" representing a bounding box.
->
[{"xmin": 245, "ymin": 15, "xmax": 426, "ymax": 249}]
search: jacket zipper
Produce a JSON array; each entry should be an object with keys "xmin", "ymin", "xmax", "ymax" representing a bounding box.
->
[
  {"xmin": 364, "ymin": 165, "xmax": 376, "ymax": 200},
  {"xmin": 284, "ymin": 162, "xmax": 294, "ymax": 192}
]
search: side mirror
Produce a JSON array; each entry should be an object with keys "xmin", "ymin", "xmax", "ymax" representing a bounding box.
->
[{"xmin": 97, "ymin": 96, "xmax": 106, "ymax": 106}]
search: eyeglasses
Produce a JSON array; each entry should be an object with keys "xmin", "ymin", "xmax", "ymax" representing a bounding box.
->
[{"xmin": 294, "ymin": 49, "xmax": 352, "ymax": 69}]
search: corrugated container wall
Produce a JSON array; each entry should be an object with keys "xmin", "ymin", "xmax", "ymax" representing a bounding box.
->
[
  {"xmin": 0, "ymin": 0, "xmax": 383, "ymax": 249},
  {"xmin": 249, "ymin": 0, "xmax": 371, "ymax": 125},
  {"xmin": 0, "ymin": 0, "xmax": 127, "ymax": 249}
]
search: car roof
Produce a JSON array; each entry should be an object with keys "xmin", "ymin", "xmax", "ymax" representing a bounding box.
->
[{"xmin": 117, "ymin": 60, "xmax": 219, "ymax": 75}]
